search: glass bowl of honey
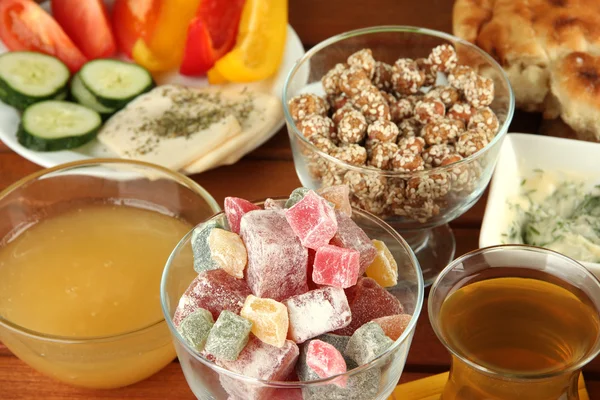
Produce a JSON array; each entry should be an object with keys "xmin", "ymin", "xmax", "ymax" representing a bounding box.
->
[
  {"xmin": 283, "ymin": 26, "xmax": 515, "ymax": 286},
  {"xmin": 161, "ymin": 198, "xmax": 424, "ymax": 400},
  {"xmin": 0, "ymin": 159, "xmax": 220, "ymax": 389}
]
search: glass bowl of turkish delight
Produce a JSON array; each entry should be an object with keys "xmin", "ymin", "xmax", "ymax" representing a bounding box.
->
[
  {"xmin": 160, "ymin": 187, "xmax": 424, "ymax": 400},
  {"xmin": 283, "ymin": 26, "xmax": 515, "ymax": 285}
]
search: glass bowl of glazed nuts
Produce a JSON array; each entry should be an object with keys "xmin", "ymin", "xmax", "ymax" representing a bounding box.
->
[{"xmin": 283, "ymin": 26, "xmax": 515, "ymax": 285}]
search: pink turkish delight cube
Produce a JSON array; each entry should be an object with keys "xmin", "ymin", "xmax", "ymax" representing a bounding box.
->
[
  {"xmin": 240, "ymin": 210, "xmax": 309, "ymax": 301},
  {"xmin": 312, "ymin": 244, "xmax": 360, "ymax": 288},
  {"xmin": 285, "ymin": 190, "xmax": 338, "ymax": 250},
  {"xmin": 284, "ymin": 287, "xmax": 352, "ymax": 344},
  {"xmin": 218, "ymin": 335, "xmax": 299, "ymax": 400},
  {"xmin": 330, "ymin": 211, "xmax": 377, "ymax": 275},
  {"xmin": 173, "ymin": 269, "xmax": 252, "ymax": 326},
  {"xmin": 306, "ymin": 339, "xmax": 348, "ymax": 387},
  {"xmin": 225, "ymin": 197, "xmax": 261, "ymax": 234},
  {"xmin": 334, "ymin": 277, "xmax": 404, "ymax": 336}
]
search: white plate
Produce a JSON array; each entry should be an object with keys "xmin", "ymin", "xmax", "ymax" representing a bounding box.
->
[
  {"xmin": 0, "ymin": 18, "xmax": 305, "ymax": 174},
  {"xmin": 480, "ymin": 133, "xmax": 600, "ymax": 278}
]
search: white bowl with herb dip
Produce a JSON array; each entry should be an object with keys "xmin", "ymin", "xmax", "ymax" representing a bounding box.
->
[{"xmin": 480, "ymin": 133, "xmax": 600, "ymax": 277}]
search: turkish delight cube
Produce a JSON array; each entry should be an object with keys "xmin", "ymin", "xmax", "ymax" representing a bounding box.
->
[
  {"xmin": 372, "ymin": 314, "xmax": 412, "ymax": 341},
  {"xmin": 365, "ymin": 239, "xmax": 398, "ymax": 287},
  {"xmin": 312, "ymin": 244, "xmax": 360, "ymax": 288},
  {"xmin": 334, "ymin": 277, "xmax": 403, "ymax": 336},
  {"xmin": 317, "ymin": 185, "xmax": 352, "ymax": 216},
  {"xmin": 330, "ymin": 211, "xmax": 376, "ymax": 275},
  {"xmin": 241, "ymin": 295, "xmax": 289, "ymax": 348},
  {"xmin": 225, "ymin": 197, "xmax": 261, "ymax": 234},
  {"xmin": 208, "ymin": 228, "xmax": 247, "ymax": 279},
  {"xmin": 205, "ymin": 311, "xmax": 253, "ymax": 361},
  {"xmin": 218, "ymin": 335, "xmax": 299, "ymax": 400},
  {"xmin": 285, "ymin": 187, "xmax": 311, "ymax": 208},
  {"xmin": 284, "ymin": 287, "xmax": 351, "ymax": 344},
  {"xmin": 177, "ymin": 308, "xmax": 214, "ymax": 352},
  {"xmin": 344, "ymin": 322, "xmax": 394, "ymax": 366},
  {"xmin": 285, "ymin": 190, "xmax": 338, "ymax": 250},
  {"xmin": 306, "ymin": 340, "xmax": 348, "ymax": 387},
  {"xmin": 240, "ymin": 210, "xmax": 308, "ymax": 301},
  {"xmin": 173, "ymin": 269, "xmax": 252, "ymax": 325},
  {"xmin": 192, "ymin": 221, "xmax": 220, "ymax": 274}
]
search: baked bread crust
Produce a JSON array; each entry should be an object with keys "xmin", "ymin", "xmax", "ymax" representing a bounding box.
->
[{"xmin": 453, "ymin": 0, "xmax": 600, "ymax": 140}]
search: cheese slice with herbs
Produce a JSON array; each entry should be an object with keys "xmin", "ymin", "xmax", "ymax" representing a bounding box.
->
[
  {"xmin": 97, "ymin": 85, "xmax": 242, "ymax": 171},
  {"xmin": 182, "ymin": 90, "xmax": 281, "ymax": 174}
]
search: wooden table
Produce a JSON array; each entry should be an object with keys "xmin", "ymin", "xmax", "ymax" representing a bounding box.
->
[{"xmin": 1, "ymin": 1, "xmax": 599, "ymax": 398}]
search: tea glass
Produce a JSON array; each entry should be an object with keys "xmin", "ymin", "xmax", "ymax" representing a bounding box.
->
[
  {"xmin": 0, "ymin": 159, "xmax": 220, "ymax": 389},
  {"xmin": 429, "ymin": 245, "xmax": 600, "ymax": 400}
]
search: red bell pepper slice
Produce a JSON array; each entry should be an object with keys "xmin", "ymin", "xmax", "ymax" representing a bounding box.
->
[{"xmin": 179, "ymin": 0, "xmax": 245, "ymax": 76}]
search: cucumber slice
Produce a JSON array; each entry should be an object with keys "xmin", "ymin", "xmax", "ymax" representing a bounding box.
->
[
  {"xmin": 70, "ymin": 73, "xmax": 116, "ymax": 115},
  {"xmin": 79, "ymin": 59, "xmax": 154, "ymax": 110},
  {"xmin": 17, "ymin": 101, "xmax": 101, "ymax": 151},
  {"xmin": 0, "ymin": 51, "xmax": 69, "ymax": 110}
]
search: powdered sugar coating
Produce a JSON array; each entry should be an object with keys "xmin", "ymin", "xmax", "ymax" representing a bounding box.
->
[
  {"xmin": 344, "ymin": 322, "xmax": 394, "ymax": 366},
  {"xmin": 173, "ymin": 269, "xmax": 251, "ymax": 325},
  {"xmin": 205, "ymin": 310, "xmax": 252, "ymax": 361},
  {"xmin": 285, "ymin": 190, "xmax": 338, "ymax": 250},
  {"xmin": 218, "ymin": 336, "xmax": 299, "ymax": 400},
  {"xmin": 306, "ymin": 340, "xmax": 348, "ymax": 387},
  {"xmin": 313, "ymin": 244, "xmax": 361, "ymax": 289},
  {"xmin": 334, "ymin": 277, "xmax": 403, "ymax": 336},
  {"xmin": 284, "ymin": 287, "xmax": 352, "ymax": 344},
  {"xmin": 330, "ymin": 211, "xmax": 377, "ymax": 275},
  {"xmin": 224, "ymin": 197, "xmax": 261, "ymax": 234},
  {"xmin": 240, "ymin": 210, "xmax": 309, "ymax": 301}
]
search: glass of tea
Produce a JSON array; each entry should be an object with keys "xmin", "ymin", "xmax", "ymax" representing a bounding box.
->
[
  {"xmin": 0, "ymin": 159, "xmax": 220, "ymax": 389},
  {"xmin": 429, "ymin": 245, "xmax": 600, "ymax": 400}
]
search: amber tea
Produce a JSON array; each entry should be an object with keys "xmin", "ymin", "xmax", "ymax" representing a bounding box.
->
[
  {"xmin": 440, "ymin": 275, "xmax": 600, "ymax": 374},
  {"xmin": 437, "ymin": 268, "xmax": 600, "ymax": 399}
]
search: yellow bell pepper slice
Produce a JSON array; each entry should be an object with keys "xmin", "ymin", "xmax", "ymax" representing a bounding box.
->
[
  {"xmin": 132, "ymin": 0, "xmax": 201, "ymax": 72},
  {"xmin": 208, "ymin": 0, "xmax": 288, "ymax": 83}
]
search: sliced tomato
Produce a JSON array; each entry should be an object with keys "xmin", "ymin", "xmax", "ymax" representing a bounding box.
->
[
  {"xmin": 179, "ymin": 0, "xmax": 245, "ymax": 76},
  {"xmin": 112, "ymin": 0, "xmax": 161, "ymax": 58},
  {"xmin": 51, "ymin": 0, "xmax": 116, "ymax": 59},
  {"xmin": 0, "ymin": 0, "xmax": 86, "ymax": 72}
]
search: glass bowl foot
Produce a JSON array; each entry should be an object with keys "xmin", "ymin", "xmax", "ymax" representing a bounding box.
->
[{"xmin": 399, "ymin": 225, "xmax": 456, "ymax": 286}]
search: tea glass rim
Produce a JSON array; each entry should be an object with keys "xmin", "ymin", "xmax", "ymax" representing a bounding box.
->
[
  {"xmin": 429, "ymin": 244, "xmax": 600, "ymax": 380},
  {"xmin": 0, "ymin": 158, "xmax": 221, "ymax": 344},
  {"xmin": 282, "ymin": 25, "xmax": 516, "ymax": 179},
  {"xmin": 160, "ymin": 198, "xmax": 425, "ymax": 387}
]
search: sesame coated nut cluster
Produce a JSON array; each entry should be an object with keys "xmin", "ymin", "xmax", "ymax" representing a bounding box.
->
[{"xmin": 288, "ymin": 45, "xmax": 500, "ymax": 222}]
